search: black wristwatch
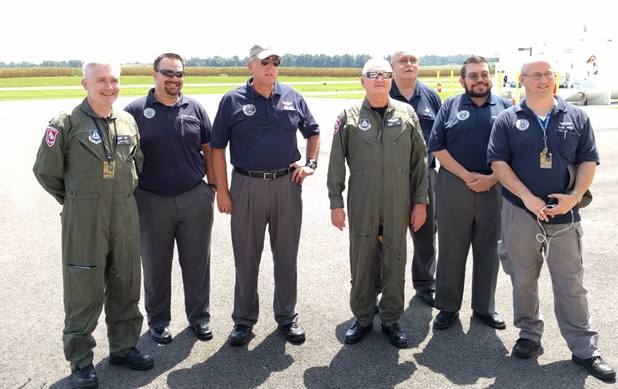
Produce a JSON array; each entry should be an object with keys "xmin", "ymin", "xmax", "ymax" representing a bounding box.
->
[{"xmin": 305, "ymin": 159, "xmax": 318, "ymax": 170}]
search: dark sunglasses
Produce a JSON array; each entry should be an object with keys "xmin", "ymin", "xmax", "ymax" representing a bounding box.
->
[
  {"xmin": 260, "ymin": 57, "xmax": 281, "ymax": 67},
  {"xmin": 157, "ymin": 69, "xmax": 185, "ymax": 78}
]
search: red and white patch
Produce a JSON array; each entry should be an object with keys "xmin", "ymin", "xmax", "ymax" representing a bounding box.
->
[
  {"xmin": 334, "ymin": 118, "xmax": 342, "ymax": 134},
  {"xmin": 45, "ymin": 127, "xmax": 58, "ymax": 147}
]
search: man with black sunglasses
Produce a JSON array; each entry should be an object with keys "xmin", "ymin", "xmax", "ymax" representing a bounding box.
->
[
  {"xmin": 211, "ymin": 44, "xmax": 320, "ymax": 347},
  {"xmin": 327, "ymin": 57, "xmax": 428, "ymax": 348},
  {"xmin": 124, "ymin": 53, "xmax": 217, "ymax": 345}
]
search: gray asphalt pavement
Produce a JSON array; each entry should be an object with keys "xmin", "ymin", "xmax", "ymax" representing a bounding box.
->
[{"xmin": 1, "ymin": 96, "xmax": 617, "ymax": 389}]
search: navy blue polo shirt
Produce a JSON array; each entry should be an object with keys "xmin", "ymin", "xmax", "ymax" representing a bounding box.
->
[
  {"xmin": 210, "ymin": 78, "xmax": 320, "ymax": 171},
  {"xmin": 487, "ymin": 96, "xmax": 599, "ymax": 223},
  {"xmin": 390, "ymin": 80, "xmax": 442, "ymax": 167},
  {"xmin": 429, "ymin": 93, "xmax": 512, "ymax": 174},
  {"xmin": 124, "ymin": 89, "xmax": 212, "ymax": 197}
]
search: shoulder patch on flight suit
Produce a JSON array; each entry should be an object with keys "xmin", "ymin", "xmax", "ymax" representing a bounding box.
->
[
  {"xmin": 334, "ymin": 117, "xmax": 342, "ymax": 134},
  {"xmin": 359, "ymin": 119, "xmax": 371, "ymax": 131},
  {"xmin": 45, "ymin": 126, "xmax": 58, "ymax": 147}
]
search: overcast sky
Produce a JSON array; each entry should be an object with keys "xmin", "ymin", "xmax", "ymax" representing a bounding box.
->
[{"xmin": 2, "ymin": 0, "xmax": 614, "ymax": 64}]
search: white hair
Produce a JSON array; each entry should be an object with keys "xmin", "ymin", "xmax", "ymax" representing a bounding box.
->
[
  {"xmin": 362, "ymin": 57, "xmax": 391, "ymax": 75},
  {"xmin": 82, "ymin": 59, "xmax": 121, "ymax": 80}
]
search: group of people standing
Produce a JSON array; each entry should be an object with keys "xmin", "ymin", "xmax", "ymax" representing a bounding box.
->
[{"xmin": 32, "ymin": 44, "xmax": 614, "ymax": 389}]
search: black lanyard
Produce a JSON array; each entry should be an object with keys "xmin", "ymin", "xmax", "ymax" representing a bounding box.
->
[{"xmin": 91, "ymin": 117, "xmax": 117, "ymax": 163}]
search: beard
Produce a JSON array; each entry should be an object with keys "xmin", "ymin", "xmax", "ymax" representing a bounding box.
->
[{"xmin": 464, "ymin": 82, "xmax": 491, "ymax": 98}]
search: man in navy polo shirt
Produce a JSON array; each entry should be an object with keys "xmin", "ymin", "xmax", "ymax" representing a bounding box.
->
[
  {"xmin": 429, "ymin": 55, "xmax": 511, "ymax": 331},
  {"xmin": 211, "ymin": 44, "xmax": 320, "ymax": 347},
  {"xmin": 389, "ymin": 49, "xmax": 443, "ymax": 308},
  {"xmin": 488, "ymin": 57, "xmax": 615, "ymax": 380},
  {"xmin": 125, "ymin": 53, "xmax": 216, "ymax": 344}
]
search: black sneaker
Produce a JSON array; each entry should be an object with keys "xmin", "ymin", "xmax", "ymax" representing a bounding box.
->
[
  {"xmin": 572, "ymin": 354, "xmax": 616, "ymax": 380},
  {"xmin": 512, "ymin": 338, "xmax": 541, "ymax": 359}
]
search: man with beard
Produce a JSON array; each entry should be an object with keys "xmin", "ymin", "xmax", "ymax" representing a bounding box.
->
[
  {"xmin": 428, "ymin": 55, "xmax": 511, "ymax": 330},
  {"xmin": 124, "ymin": 53, "xmax": 217, "ymax": 344}
]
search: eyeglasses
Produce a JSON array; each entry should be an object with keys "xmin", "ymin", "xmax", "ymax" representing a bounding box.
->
[
  {"xmin": 394, "ymin": 57, "xmax": 418, "ymax": 65},
  {"xmin": 522, "ymin": 71, "xmax": 556, "ymax": 80},
  {"xmin": 464, "ymin": 72, "xmax": 491, "ymax": 81},
  {"xmin": 157, "ymin": 69, "xmax": 185, "ymax": 78},
  {"xmin": 364, "ymin": 71, "xmax": 393, "ymax": 79},
  {"xmin": 259, "ymin": 57, "xmax": 282, "ymax": 67}
]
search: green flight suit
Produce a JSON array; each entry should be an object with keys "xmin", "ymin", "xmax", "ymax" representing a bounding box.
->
[
  {"xmin": 327, "ymin": 98, "xmax": 428, "ymax": 327},
  {"xmin": 33, "ymin": 98, "xmax": 144, "ymax": 370}
]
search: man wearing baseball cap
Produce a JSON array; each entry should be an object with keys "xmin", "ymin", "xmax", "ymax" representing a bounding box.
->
[{"xmin": 211, "ymin": 44, "xmax": 321, "ymax": 347}]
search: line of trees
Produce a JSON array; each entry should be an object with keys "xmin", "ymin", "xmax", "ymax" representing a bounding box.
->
[{"xmin": 0, "ymin": 54, "xmax": 492, "ymax": 69}]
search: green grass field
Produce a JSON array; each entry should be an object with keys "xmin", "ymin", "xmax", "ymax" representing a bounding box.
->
[{"xmin": 0, "ymin": 75, "xmax": 465, "ymax": 101}]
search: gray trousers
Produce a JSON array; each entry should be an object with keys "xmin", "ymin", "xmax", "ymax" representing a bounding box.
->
[
  {"xmin": 500, "ymin": 200, "xmax": 599, "ymax": 358},
  {"xmin": 409, "ymin": 166, "xmax": 437, "ymax": 291},
  {"xmin": 434, "ymin": 168, "xmax": 501, "ymax": 314},
  {"xmin": 230, "ymin": 171, "xmax": 302, "ymax": 327},
  {"xmin": 136, "ymin": 181, "xmax": 215, "ymax": 329}
]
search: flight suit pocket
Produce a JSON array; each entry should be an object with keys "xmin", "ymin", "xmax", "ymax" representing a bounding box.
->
[{"xmin": 62, "ymin": 193, "xmax": 101, "ymax": 267}]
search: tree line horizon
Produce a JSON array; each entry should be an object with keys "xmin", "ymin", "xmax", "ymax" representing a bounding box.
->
[{"xmin": 0, "ymin": 53, "xmax": 498, "ymax": 69}]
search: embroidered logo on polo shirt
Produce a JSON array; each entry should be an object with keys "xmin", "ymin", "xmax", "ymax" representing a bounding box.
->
[
  {"xmin": 144, "ymin": 108, "xmax": 155, "ymax": 119},
  {"xmin": 282, "ymin": 101, "xmax": 295, "ymax": 111},
  {"xmin": 515, "ymin": 119, "xmax": 530, "ymax": 131},
  {"xmin": 89, "ymin": 130, "xmax": 102, "ymax": 144},
  {"xmin": 45, "ymin": 126, "xmax": 58, "ymax": 147},
  {"xmin": 457, "ymin": 110, "xmax": 470, "ymax": 121},
  {"xmin": 359, "ymin": 119, "xmax": 371, "ymax": 131},
  {"xmin": 243, "ymin": 104, "xmax": 256, "ymax": 116}
]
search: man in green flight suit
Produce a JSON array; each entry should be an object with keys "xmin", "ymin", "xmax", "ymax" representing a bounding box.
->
[
  {"xmin": 327, "ymin": 57, "xmax": 428, "ymax": 348},
  {"xmin": 33, "ymin": 59, "xmax": 153, "ymax": 389}
]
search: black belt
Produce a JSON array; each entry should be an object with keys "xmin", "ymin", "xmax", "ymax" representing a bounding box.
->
[{"xmin": 234, "ymin": 167, "xmax": 292, "ymax": 180}]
